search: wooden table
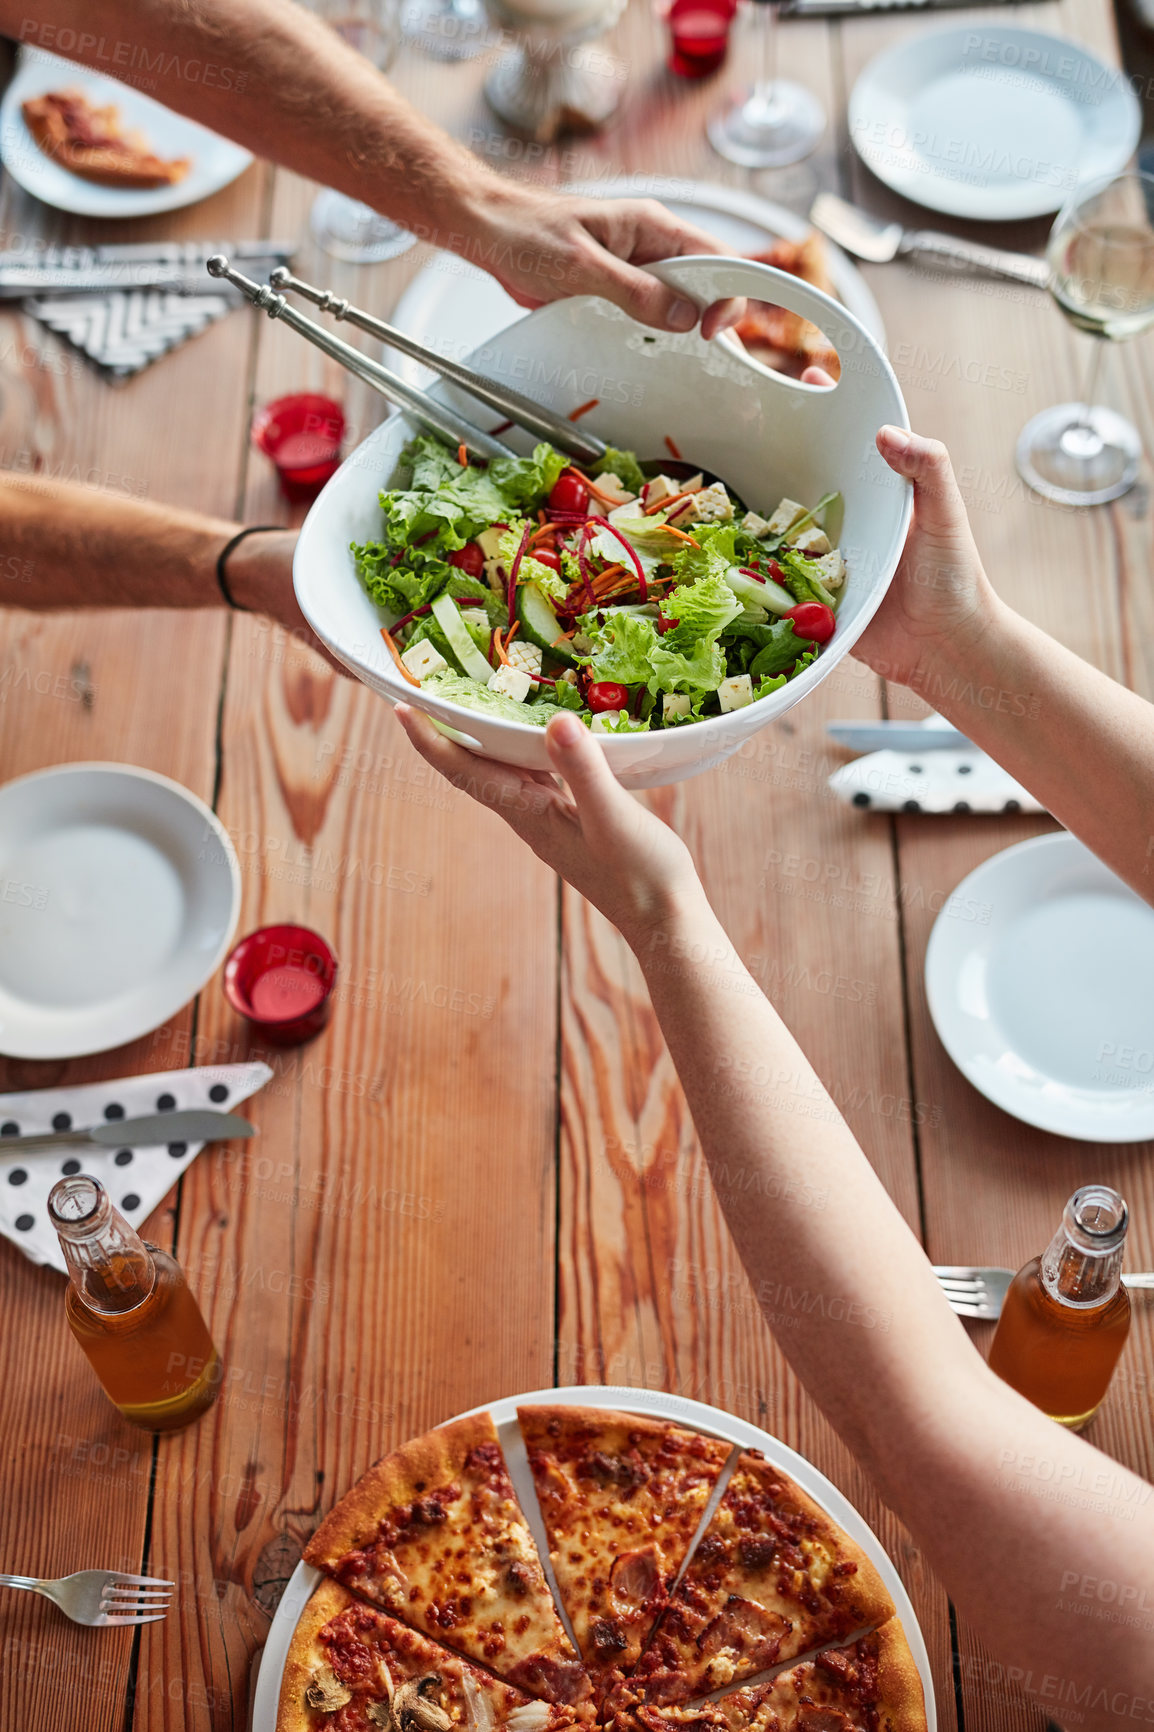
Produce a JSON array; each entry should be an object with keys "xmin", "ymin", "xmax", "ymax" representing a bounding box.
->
[{"xmin": 1, "ymin": 2, "xmax": 1152, "ymax": 1725}]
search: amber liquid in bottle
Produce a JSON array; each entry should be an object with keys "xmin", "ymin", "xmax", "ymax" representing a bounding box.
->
[
  {"xmin": 988, "ymin": 1186, "xmax": 1131, "ymax": 1431},
  {"xmin": 50, "ymin": 1176, "xmax": 221, "ymax": 1433}
]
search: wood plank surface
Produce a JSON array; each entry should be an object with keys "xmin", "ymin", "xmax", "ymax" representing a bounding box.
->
[{"xmin": 0, "ymin": 0, "xmax": 1150, "ymax": 1728}]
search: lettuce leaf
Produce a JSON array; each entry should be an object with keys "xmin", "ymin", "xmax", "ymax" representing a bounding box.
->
[
  {"xmin": 649, "ymin": 636, "xmax": 726, "ymax": 694},
  {"xmin": 659, "ymin": 570, "xmax": 742, "ymax": 654},
  {"xmin": 496, "ymin": 523, "xmax": 569, "ymax": 605},
  {"xmin": 749, "ymin": 620, "xmax": 807, "ymax": 680},
  {"xmin": 487, "ymin": 442, "xmax": 567, "ymax": 507},
  {"xmin": 594, "ymin": 447, "xmax": 647, "ymax": 495},
  {"xmin": 424, "ymin": 670, "xmax": 565, "ymax": 726}
]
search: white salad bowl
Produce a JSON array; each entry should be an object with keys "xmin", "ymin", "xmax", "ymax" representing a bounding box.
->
[{"xmin": 294, "ymin": 256, "xmax": 911, "ymax": 789}]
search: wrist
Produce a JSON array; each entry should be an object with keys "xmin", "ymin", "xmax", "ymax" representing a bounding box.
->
[
  {"xmin": 627, "ymin": 882, "xmax": 720, "ymax": 970},
  {"xmin": 223, "ymin": 529, "xmax": 296, "ymax": 615}
]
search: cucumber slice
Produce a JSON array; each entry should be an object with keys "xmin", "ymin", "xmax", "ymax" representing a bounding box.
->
[
  {"xmin": 430, "ymin": 592, "xmax": 493, "ymax": 684},
  {"xmin": 516, "ymin": 581, "xmax": 577, "ymax": 667},
  {"xmin": 725, "ymin": 567, "xmax": 793, "ymax": 616}
]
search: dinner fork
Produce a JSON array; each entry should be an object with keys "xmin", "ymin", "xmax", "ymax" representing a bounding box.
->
[
  {"xmin": 0, "ymin": 1568, "xmax": 174, "ymax": 1626},
  {"xmin": 934, "ymin": 1265, "xmax": 1154, "ymax": 1322}
]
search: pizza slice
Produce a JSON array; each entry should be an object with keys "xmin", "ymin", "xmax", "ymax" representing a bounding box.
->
[
  {"xmin": 22, "ymin": 90, "xmax": 191, "ymax": 189},
  {"xmin": 304, "ymin": 1412, "xmax": 591, "ymax": 1712},
  {"xmin": 603, "ymin": 1625, "xmax": 925, "ymax": 1732},
  {"xmin": 517, "ymin": 1407, "xmax": 732, "ymax": 1694},
  {"xmin": 630, "ymin": 1452, "xmax": 893, "ymax": 1701},
  {"xmin": 278, "ymin": 1579, "xmax": 584, "ymax": 1732}
]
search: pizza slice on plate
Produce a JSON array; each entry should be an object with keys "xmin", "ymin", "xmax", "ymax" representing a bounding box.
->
[
  {"xmin": 517, "ymin": 1406, "xmax": 732, "ymax": 1693},
  {"xmin": 304, "ymin": 1412, "xmax": 592, "ymax": 1712},
  {"xmin": 21, "ymin": 90, "xmax": 191, "ymax": 188},
  {"xmin": 603, "ymin": 1624, "xmax": 925, "ymax": 1732},
  {"xmin": 630, "ymin": 1452, "xmax": 893, "ymax": 1701},
  {"xmin": 278, "ymin": 1579, "xmax": 584, "ymax": 1732}
]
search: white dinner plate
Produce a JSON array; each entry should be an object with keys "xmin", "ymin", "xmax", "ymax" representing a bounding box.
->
[
  {"xmin": 0, "ymin": 762, "xmax": 241, "ymax": 1060},
  {"xmin": 250, "ymin": 1384, "xmax": 936, "ymax": 1730},
  {"xmin": 0, "ymin": 47, "xmax": 253, "ymax": 218},
  {"xmin": 925, "ymin": 833, "xmax": 1154, "ymax": 1141},
  {"xmin": 849, "ymin": 25, "xmax": 1141, "ymax": 222},
  {"xmin": 384, "ymin": 175, "xmax": 885, "ymax": 383}
]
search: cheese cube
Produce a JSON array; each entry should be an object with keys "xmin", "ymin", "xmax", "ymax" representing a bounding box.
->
[
  {"xmin": 766, "ymin": 498, "xmax": 806, "ymax": 536},
  {"xmin": 670, "ymin": 481, "xmax": 733, "ymax": 527},
  {"xmin": 507, "ymin": 639, "xmax": 543, "ymax": 679},
  {"xmin": 663, "ymin": 692, "xmax": 692, "ymax": 720},
  {"xmin": 791, "ymin": 526, "xmax": 831, "ymax": 555},
  {"xmin": 814, "ymin": 550, "xmax": 846, "ymax": 590},
  {"xmin": 591, "ymin": 708, "xmax": 626, "ymax": 733},
  {"xmin": 489, "ymin": 663, "xmax": 533, "ymax": 702},
  {"xmin": 592, "ymin": 472, "xmax": 636, "ymax": 507},
  {"xmin": 401, "ymin": 638, "xmax": 448, "ymax": 681},
  {"xmin": 571, "ymin": 632, "xmax": 595, "ymax": 654},
  {"xmin": 718, "ymin": 674, "xmax": 754, "ymax": 713},
  {"xmin": 642, "ymin": 473, "xmax": 684, "ymax": 507},
  {"xmin": 558, "ymin": 669, "xmax": 579, "ymax": 686},
  {"xmin": 740, "ymin": 510, "xmax": 772, "ymax": 538}
]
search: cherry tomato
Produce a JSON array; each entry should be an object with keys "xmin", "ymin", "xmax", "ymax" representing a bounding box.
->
[
  {"xmin": 534, "ymin": 549, "xmax": 561, "ymax": 572},
  {"xmin": 549, "ymin": 472, "xmax": 589, "ymax": 514},
  {"xmin": 587, "ymin": 681, "xmax": 630, "ymax": 713},
  {"xmin": 447, "ymin": 542, "xmax": 485, "ymax": 579},
  {"xmin": 785, "ymin": 602, "xmax": 836, "ymax": 644}
]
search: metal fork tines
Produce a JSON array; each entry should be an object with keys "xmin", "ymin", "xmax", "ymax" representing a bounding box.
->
[
  {"xmin": 935, "ymin": 1264, "xmax": 1154, "ymax": 1323},
  {"xmin": 269, "ymin": 266, "xmax": 608, "ymax": 466},
  {"xmin": 206, "ymin": 255, "xmax": 515, "ymax": 463},
  {"xmin": 0, "ymin": 1567, "xmax": 174, "ymax": 1626}
]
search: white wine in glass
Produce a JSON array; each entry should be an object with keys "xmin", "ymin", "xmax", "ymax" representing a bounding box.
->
[
  {"xmin": 1017, "ymin": 171, "xmax": 1154, "ymax": 506},
  {"xmin": 308, "ymin": 0, "xmax": 417, "ymax": 263}
]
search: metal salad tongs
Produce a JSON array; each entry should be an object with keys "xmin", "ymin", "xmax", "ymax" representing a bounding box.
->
[{"xmin": 205, "ymin": 254, "xmax": 608, "ymax": 465}]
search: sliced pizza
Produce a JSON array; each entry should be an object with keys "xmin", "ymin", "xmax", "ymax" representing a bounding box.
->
[
  {"xmin": 278, "ymin": 1579, "xmax": 583, "ymax": 1732},
  {"xmin": 304, "ymin": 1412, "xmax": 591, "ymax": 1712},
  {"xmin": 630, "ymin": 1452, "xmax": 893, "ymax": 1701},
  {"xmin": 21, "ymin": 91, "xmax": 191, "ymax": 188},
  {"xmin": 709, "ymin": 1622, "xmax": 927, "ymax": 1732},
  {"xmin": 517, "ymin": 1406, "xmax": 732, "ymax": 1691},
  {"xmin": 603, "ymin": 1624, "xmax": 925, "ymax": 1732}
]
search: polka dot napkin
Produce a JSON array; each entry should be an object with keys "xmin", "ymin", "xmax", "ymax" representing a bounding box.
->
[{"xmin": 0, "ymin": 1063, "xmax": 272, "ymax": 1274}]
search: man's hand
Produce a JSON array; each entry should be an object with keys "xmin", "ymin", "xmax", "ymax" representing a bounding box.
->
[
  {"xmin": 397, "ymin": 705, "xmax": 704, "ymax": 943},
  {"xmin": 459, "ymin": 182, "xmax": 744, "ymax": 339}
]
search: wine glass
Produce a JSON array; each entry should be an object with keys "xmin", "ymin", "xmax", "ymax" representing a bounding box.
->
[
  {"xmin": 1016, "ymin": 171, "xmax": 1154, "ymax": 507},
  {"xmin": 402, "ymin": 0, "xmax": 489, "ymax": 60},
  {"xmin": 307, "ymin": 0, "xmax": 417, "ymax": 263},
  {"xmin": 707, "ymin": 0, "xmax": 824, "ymax": 169}
]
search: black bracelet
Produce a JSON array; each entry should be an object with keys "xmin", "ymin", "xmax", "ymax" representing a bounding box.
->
[{"xmin": 216, "ymin": 524, "xmax": 283, "ymax": 611}]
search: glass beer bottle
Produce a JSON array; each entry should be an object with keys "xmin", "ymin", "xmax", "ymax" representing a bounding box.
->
[
  {"xmin": 49, "ymin": 1175, "xmax": 221, "ymax": 1433},
  {"xmin": 988, "ymin": 1184, "xmax": 1131, "ymax": 1430}
]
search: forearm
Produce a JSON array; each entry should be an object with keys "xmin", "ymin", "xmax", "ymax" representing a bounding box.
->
[
  {"xmin": 0, "ymin": 472, "xmax": 294, "ymax": 615},
  {"xmin": 634, "ymin": 892, "xmax": 1154, "ymax": 1701},
  {"xmin": 13, "ymin": 0, "xmax": 490, "ymax": 242},
  {"xmin": 913, "ymin": 596, "xmax": 1154, "ymax": 899}
]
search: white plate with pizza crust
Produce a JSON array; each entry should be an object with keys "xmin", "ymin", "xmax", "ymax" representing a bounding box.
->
[
  {"xmin": 0, "ymin": 47, "xmax": 253, "ymax": 218},
  {"xmin": 249, "ymin": 1386, "xmax": 936, "ymax": 1729}
]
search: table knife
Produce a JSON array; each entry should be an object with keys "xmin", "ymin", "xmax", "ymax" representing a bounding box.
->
[
  {"xmin": 827, "ymin": 721, "xmax": 970, "ymax": 751},
  {"xmin": 811, "ymin": 193, "xmax": 1050, "ymax": 290},
  {"xmin": 1, "ymin": 1110, "xmax": 256, "ymax": 1152}
]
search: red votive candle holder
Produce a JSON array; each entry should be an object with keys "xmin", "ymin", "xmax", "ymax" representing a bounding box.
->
[
  {"xmin": 223, "ymin": 924, "xmax": 338, "ymax": 1046},
  {"xmin": 251, "ymin": 394, "xmax": 345, "ymax": 501},
  {"xmin": 665, "ymin": 0, "xmax": 737, "ymax": 77}
]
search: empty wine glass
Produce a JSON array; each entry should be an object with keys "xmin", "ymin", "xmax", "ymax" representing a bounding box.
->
[
  {"xmin": 1017, "ymin": 170, "xmax": 1154, "ymax": 506},
  {"xmin": 307, "ymin": 0, "xmax": 417, "ymax": 263},
  {"xmin": 707, "ymin": 0, "xmax": 824, "ymax": 169}
]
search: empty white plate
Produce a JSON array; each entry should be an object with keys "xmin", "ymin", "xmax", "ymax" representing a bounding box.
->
[
  {"xmin": 849, "ymin": 25, "xmax": 1141, "ymax": 222},
  {"xmin": 0, "ymin": 47, "xmax": 252, "ymax": 218},
  {"xmin": 0, "ymin": 763, "xmax": 240, "ymax": 1060},
  {"xmin": 926, "ymin": 833, "xmax": 1154, "ymax": 1141}
]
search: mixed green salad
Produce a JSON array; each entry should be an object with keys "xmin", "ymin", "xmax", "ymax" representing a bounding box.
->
[{"xmin": 353, "ymin": 435, "xmax": 846, "ymax": 733}]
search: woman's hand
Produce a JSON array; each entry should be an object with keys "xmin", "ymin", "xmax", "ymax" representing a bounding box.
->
[
  {"xmin": 854, "ymin": 427, "xmax": 1003, "ymax": 691},
  {"xmin": 396, "ymin": 705, "xmax": 705, "ymax": 944},
  {"xmin": 457, "ymin": 182, "xmax": 743, "ymax": 340}
]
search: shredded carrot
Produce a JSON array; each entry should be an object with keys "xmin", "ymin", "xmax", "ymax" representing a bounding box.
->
[
  {"xmin": 381, "ymin": 626, "xmax": 421, "ymax": 688},
  {"xmin": 457, "ymin": 442, "xmax": 468, "ymax": 466},
  {"xmin": 493, "ymin": 627, "xmax": 508, "ymax": 665},
  {"xmin": 568, "ymin": 398, "xmax": 600, "ymax": 422},
  {"xmin": 591, "ymin": 562, "xmax": 628, "ymax": 591},
  {"xmin": 567, "ymin": 466, "xmax": 621, "ymax": 508},
  {"xmin": 664, "ymin": 435, "xmax": 683, "ymax": 460},
  {"xmin": 527, "ymin": 521, "xmax": 557, "ymax": 550},
  {"xmin": 662, "ymin": 525, "xmax": 700, "ymax": 547},
  {"xmin": 537, "ymin": 508, "xmax": 547, "ymax": 525},
  {"xmin": 643, "ymin": 488, "xmax": 697, "ymax": 517},
  {"xmin": 551, "ymin": 629, "xmax": 576, "ymax": 647},
  {"xmin": 505, "ymin": 621, "xmax": 519, "ymax": 647}
]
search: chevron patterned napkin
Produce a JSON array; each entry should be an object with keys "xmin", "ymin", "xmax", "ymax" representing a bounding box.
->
[{"xmin": 0, "ymin": 1061, "xmax": 271, "ymax": 1273}]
